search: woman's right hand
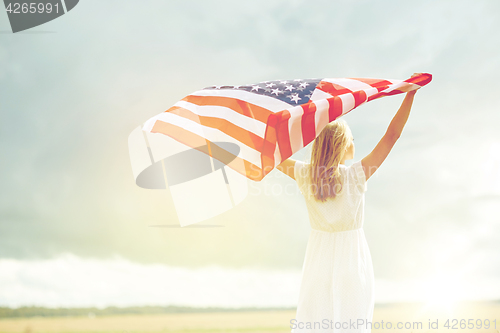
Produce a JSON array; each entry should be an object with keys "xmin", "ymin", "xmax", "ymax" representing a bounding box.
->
[{"xmin": 407, "ymin": 73, "xmax": 422, "ymax": 95}]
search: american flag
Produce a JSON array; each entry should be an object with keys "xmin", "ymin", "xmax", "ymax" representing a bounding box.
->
[{"xmin": 142, "ymin": 73, "xmax": 432, "ymax": 181}]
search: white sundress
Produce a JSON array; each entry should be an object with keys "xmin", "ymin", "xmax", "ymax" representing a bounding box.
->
[{"xmin": 291, "ymin": 160, "xmax": 375, "ymax": 333}]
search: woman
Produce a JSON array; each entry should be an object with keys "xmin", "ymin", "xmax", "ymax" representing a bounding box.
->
[{"xmin": 277, "ymin": 79, "xmax": 418, "ymax": 332}]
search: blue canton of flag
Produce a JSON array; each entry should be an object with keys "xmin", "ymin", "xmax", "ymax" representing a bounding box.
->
[{"xmin": 204, "ymin": 78, "xmax": 322, "ymax": 105}]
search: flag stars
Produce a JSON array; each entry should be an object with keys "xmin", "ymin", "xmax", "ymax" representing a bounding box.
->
[
  {"xmin": 304, "ymin": 89, "xmax": 315, "ymax": 99},
  {"xmin": 271, "ymin": 88, "xmax": 283, "ymax": 96},
  {"xmin": 203, "ymin": 78, "xmax": 320, "ymax": 105},
  {"xmin": 288, "ymin": 93, "xmax": 301, "ymax": 103}
]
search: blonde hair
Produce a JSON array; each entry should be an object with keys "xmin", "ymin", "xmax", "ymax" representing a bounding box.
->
[{"xmin": 307, "ymin": 119, "xmax": 353, "ymax": 202}]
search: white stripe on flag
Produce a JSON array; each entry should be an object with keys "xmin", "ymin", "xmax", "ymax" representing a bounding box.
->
[
  {"xmin": 310, "ymin": 89, "xmax": 333, "ymax": 101},
  {"xmin": 190, "ymin": 89, "xmax": 292, "ymax": 113},
  {"xmin": 382, "ymin": 81, "xmax": 419, "ymax": 93},
  {"xmin": 143, "ymin": 112, "xmax": 263, "ymax": 168},
  {"xmin": 383, "ymin": 79, "xmax": 401, "ymax": 86},
  {"xmin": 323, "ymin": 78, "xmax": 374, "ymax": 92},
  {"xmin": 339, "ymin": 94, "xmax": 355, "ymax": 114},
  {"xmin": 363, "ymin": 87, "xmax": 380, "ymax": 99},
  {"xmin": 287, "ymin": 105, "xmax": 304, "ymax": 155},
  {"xmin": 175, "ymin": 101, "xmax": 267, "ymax": 138}
]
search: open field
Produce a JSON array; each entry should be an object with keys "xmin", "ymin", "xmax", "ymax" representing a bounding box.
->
[{"xmin": 1, "ymin": 302, "xmax": 499, "ymax": 333}]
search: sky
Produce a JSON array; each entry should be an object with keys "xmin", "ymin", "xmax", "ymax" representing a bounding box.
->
[{"xmin": 1, "ymin": 0, "xmax": 499, "ymax": 308}]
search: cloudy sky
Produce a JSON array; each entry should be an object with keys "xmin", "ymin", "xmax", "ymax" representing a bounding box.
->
[{"xmin": 1, "ymin": 0, "xmax": 499, "ymax": 308}]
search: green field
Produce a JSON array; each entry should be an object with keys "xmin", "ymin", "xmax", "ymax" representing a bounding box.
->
[{"xmin": 1, "ymin": 302, "xmax": 499, "ymax": 333}]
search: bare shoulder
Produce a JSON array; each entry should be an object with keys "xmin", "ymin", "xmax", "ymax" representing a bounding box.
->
[{"xmin": 276, "ymin": 158, "xmax": 298, "ymax": 180}]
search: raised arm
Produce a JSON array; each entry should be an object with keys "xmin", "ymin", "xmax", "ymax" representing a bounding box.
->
[{"xmin": 361, "ymin": 88, "xmax": 417, "ymax": 181}]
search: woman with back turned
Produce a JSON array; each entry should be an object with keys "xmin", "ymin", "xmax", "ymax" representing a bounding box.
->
[{"xmin": 277, "ymin": 74, "xmax": 420, "ymax": 333}]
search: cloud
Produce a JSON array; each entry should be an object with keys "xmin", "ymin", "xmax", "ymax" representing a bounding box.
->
[
  {"xmin": 2, "ymin": 254, "xmax": 499, "ymax": 308},
  {"xmin": 0, "ymin": 254, "xmax": 302, "ymax": 308}
]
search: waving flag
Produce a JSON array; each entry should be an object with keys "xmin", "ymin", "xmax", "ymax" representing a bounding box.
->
[{"xmin": 142, "ymin": 73, "xmax": 432, "ymax": 181}]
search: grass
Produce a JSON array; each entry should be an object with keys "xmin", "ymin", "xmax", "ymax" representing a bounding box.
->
[{"xmin": 0, "ymin": 301, "xmax": 499, "ymax": 333}]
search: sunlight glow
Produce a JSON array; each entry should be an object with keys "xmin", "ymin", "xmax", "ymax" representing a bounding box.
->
[{"xmin": 420, "ymin": 272, "xmax": 463, "ymax": 314}]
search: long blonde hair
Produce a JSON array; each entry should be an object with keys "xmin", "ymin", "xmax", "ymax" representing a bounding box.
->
[{"xmin": 308, "ymin": 119, "xmax": 353, "ymax": 202}]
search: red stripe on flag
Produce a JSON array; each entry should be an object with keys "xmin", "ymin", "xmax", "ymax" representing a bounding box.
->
[
  {"xmin": 301, "ymin": 102, "xmax": 317, "ymax": 147},
  {"xmin": 317, "ymin": 81, "xmax": 352, "ymax": 96},
  {"xmin": 150, "ymin": 120, "xmax": 265, "ymax": 181},
  {"xmin": 405, "ymin": 73, "xmax": 432, "ymax": 86},
  {"xmin": 261, "ymin": 113, "xmax": 279, "ymax": 174},
  {"xmin": 275, "ymin": 111, "xmax": 293, "ymax": 161},
  {"xmin": 353, "ymin": 90, "xmax": 368, "ymax": 108},
  {"xmin": 367, "ymin": 93, "xmax": 381, "ymax": 102},
  {"xmin": 367, "ymin": 87, "xmax": 390, "ymax": 101},
  {"xmin": 182, "ymin": 95, "xmax": 273, "ymax": 124},
  {"xmin": 327, "ymin": 96, "xmax": 343, "ymax": 122},
  {"xmin": 367, "ymin": 89, "xmax": 404, "ymax": 102},
  {"xmin": 167, "ymin": 106, "xmax": 264, "ymax": 151},
  {"xmin": 367, "ymin": 74, "xmax": 432, "ymax": 102}
]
